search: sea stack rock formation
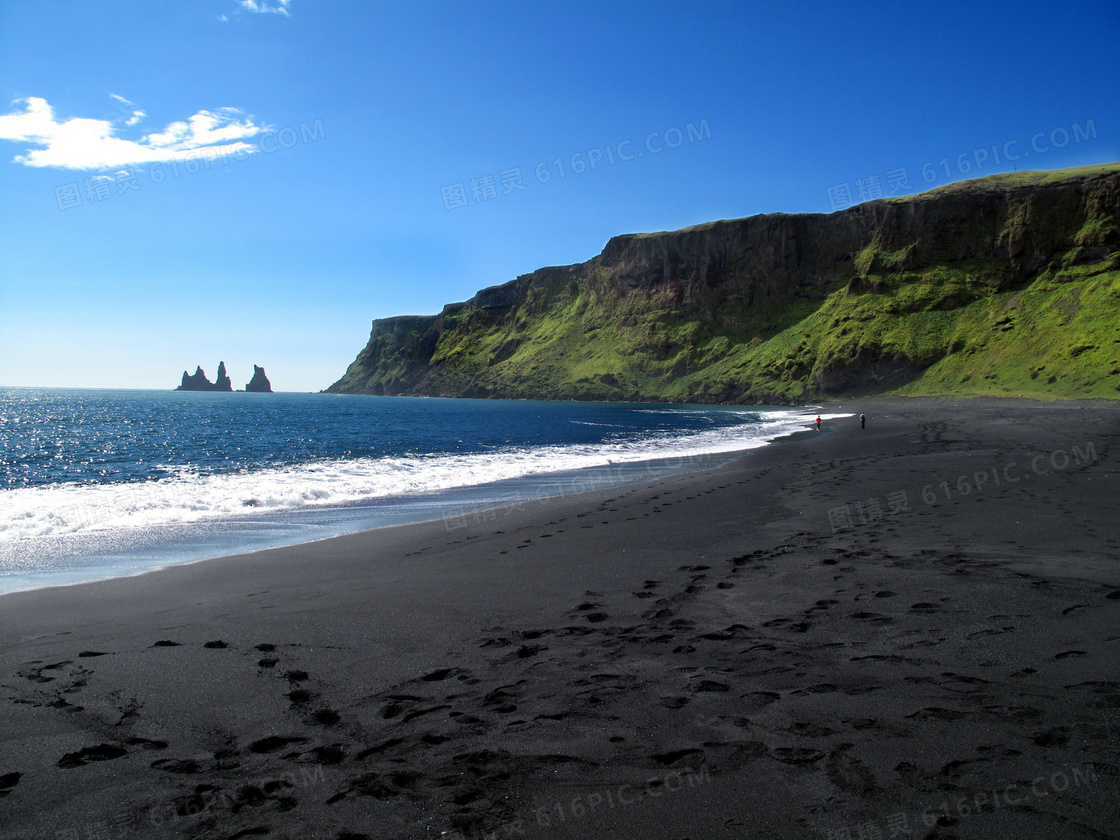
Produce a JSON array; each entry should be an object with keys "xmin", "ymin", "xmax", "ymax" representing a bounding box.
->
[
  {"xmin": 176, "ymin": 362, "xmax": 234, "ymax": 392},
  {"xmin": 177, "ymin": 366, "xmax": 215, "ymax": 391},
  {"xmin": 214, "ymin": 361, "xmax": 233, "ymax": 391},
  {"xmin": 245, "ymin": 365, "xmax": 273, "ymax": 393}
]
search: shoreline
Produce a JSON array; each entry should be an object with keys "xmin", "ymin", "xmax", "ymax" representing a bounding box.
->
[
  {"xmin": 0, "ymin": 406, "xmax": 822, "ymax": 597},
  {"xmin": 1, "ymin": 396, "xmax": 1117, "ymax": 839}
]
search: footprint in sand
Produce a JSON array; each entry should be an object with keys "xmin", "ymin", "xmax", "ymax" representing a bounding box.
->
[
  {"xmin": 850, "ymin": 611, "xmax": 893, "ymax": 624},
  {"xmin": 826, "ymin": 749, "xmax": 876, "ymax": 794},
  {"xmin": 1033, "ymin": 727, "xmax": 1072, "ymax": 747},
  {"xmin": 289, "ymin": 688, "xmax": 313, "ymax": 705},
  {"xmin": 0, "ymin": 772, "xmax": 21, "ymax": 798},
  {"xmin": 420, "ymin": 667, "xmax": 461, "ymax": 682},
  {"xmin": 771, "ymin": 747, "xmax": 826, "ymax": 765},
  {"xmin": 312, "ymin": 708, "xmax": 341, "ymax": 726},
  {"xmin": 692, "ymin": 679, "xmax": 731, "ymax": 693},
  {"xmin": 906, "ymin": 707, "xmax": 966, "ymax": 722},
  {"xmin": 700, "ymin": 624, "xmax": 751, "ymax": 641},
  {"xmin": 284, "ymin": 672, "xmax": 315, "ymax": 703},
  {"xmin": 249, "ymin": 735, "xmax": 310, "ymax": 754},
  {"xmin": 909, "ymin": 602, "xmax": 940, "ymax": 614},
  {"xmin": 58, "ymin": 743, "xmax": 128, "ymax": 768},
  {"xmin": 567, "ymin": 601, "xmax": 608, "ymax": 622},
  {"xmin": 151, "ymin": 758, "xmax": 205, "ymax": 774},
  {"xmin": 312, "ymin": 745, "xmax": 347, "ymax": 764},
  {"xmin": 651, "ymin": 747, "xmax": 705, "ymax": 767}
]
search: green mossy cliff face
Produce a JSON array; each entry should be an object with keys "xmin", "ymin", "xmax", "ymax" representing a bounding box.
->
[{"xmin": 327, "ymin": 164, "xmax": 1120, "ymax": 403}]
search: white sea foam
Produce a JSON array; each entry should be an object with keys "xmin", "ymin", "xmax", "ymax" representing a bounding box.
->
[{"xmin": 0, "ymin": 410, "xmax": 827, "ymax": 542}]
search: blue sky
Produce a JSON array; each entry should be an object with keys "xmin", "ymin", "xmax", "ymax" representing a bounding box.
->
[{"xmin": 0, "ymin": 0, "xmax": 1117, "ymax": 391}]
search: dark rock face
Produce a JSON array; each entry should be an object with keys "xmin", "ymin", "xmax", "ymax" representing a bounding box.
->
[
  {"xmin": 471, "ymin": 282, "xmax": 520, "ymax": 310},
  {"xmin": 245, "ymin": 365, "xmax": 273, "ymax": 393},
  {"xmin": 176, "ymin": 362, "xmax": 234, "ymax": 392}
]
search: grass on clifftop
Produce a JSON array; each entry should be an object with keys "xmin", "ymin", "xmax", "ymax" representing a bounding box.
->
[{"xmin": 885, "ymin": 162, "xmax": 1120, "ymax": 204}]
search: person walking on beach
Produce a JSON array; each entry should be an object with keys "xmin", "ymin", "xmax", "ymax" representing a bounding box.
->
[
  {"xmin": 860, "ymin": 413, "xmax": 865, "ymax": 429},
  {"xmin": 815, "ymin": 416, "xmax": 821, "ymax": 431}
]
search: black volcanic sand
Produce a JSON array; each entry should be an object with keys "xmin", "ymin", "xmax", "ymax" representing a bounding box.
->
[{"xmin": 1, "ymin": 398, "xmax": 1118, "ymax": 840}]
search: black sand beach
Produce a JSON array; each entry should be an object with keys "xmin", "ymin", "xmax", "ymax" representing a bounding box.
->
[{"xmin": 1, "ymin": 398, "xmax": 1118, "ymax": 840}]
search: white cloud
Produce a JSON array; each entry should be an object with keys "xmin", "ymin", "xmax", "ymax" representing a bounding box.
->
[
  {"xmin": 0, "ymin": 97, "xmax": 269, "ymax": 171},
  {"xmin": 109, "ymin": 93, "xmax": 146, "ymax": 127},
  {"xmin": 0, "ymin": 96, "xmax": 56, "ymax": 142},
  {"xmin": 239, "ymin": 0, "xmax": 291, "ymax": 16}
]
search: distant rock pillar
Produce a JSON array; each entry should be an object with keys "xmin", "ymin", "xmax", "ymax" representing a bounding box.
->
[
  {"xmin": 245, "ymin": 365, "xmax": 273, "ymax": 393},
  {"xmin": 215, "ymin": 361, "xmax": 233, "ymax": 392}
]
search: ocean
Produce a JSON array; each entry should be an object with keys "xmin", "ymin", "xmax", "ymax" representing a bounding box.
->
[{"xmin": 0, "ymin": 388, "xmax": 822, "ymax": 594}]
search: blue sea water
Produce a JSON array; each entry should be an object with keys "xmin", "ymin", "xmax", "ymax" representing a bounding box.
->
[{"xmin": 0, "ymin": 388, "xmax": 818, "ymax": 594}]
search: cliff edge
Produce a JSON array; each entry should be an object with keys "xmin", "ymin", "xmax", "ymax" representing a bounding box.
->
[{"xmin": 326, "ymin": 163, "xmax": 1120, "ymax": 403}]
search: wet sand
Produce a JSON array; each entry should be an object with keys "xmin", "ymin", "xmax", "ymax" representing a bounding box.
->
[{"xmin": 1, "ymin": 397, "xmax": 1118, "ymax": 840}]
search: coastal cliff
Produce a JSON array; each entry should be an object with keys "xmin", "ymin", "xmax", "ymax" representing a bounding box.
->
[{"xmin": 327, "ymin": 164, "xmax": 1120, "ymax": 402}]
